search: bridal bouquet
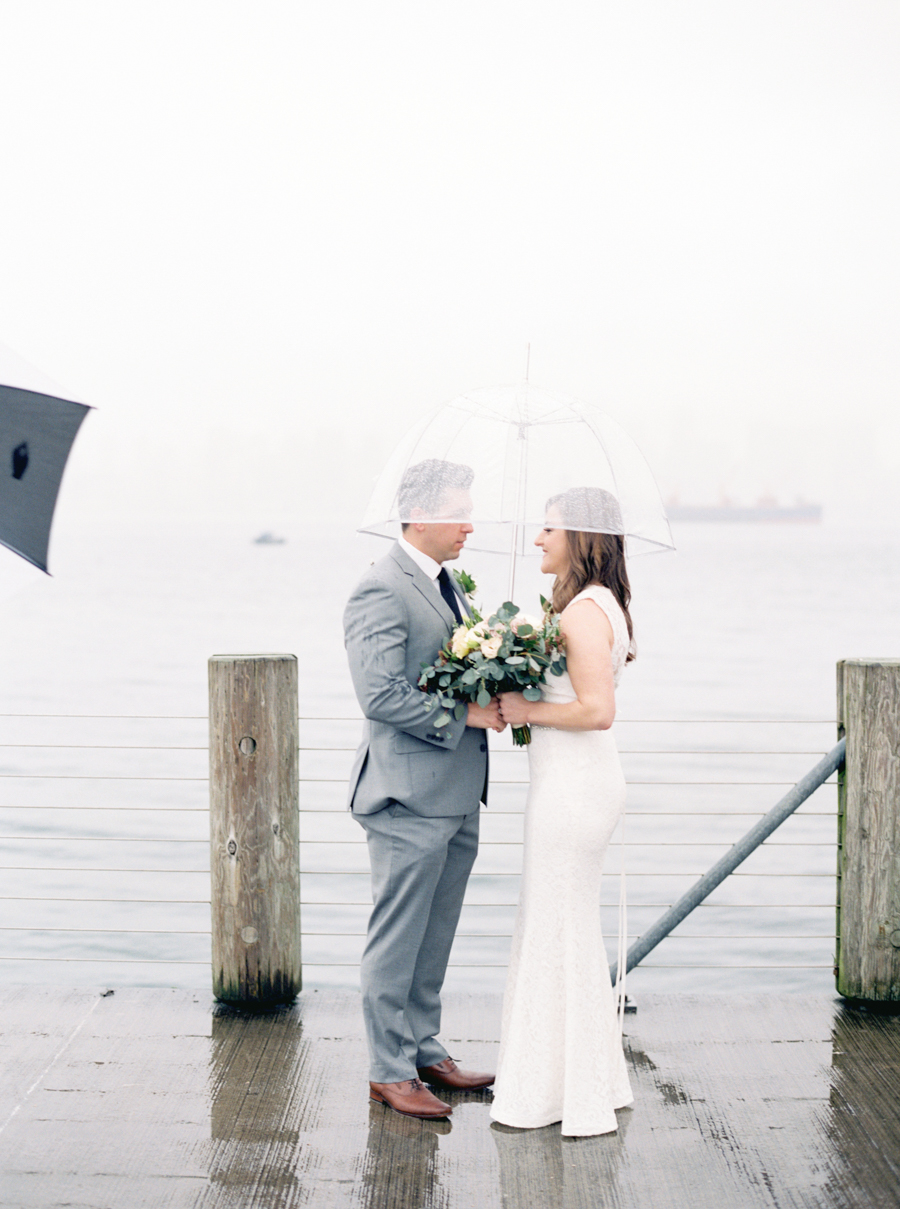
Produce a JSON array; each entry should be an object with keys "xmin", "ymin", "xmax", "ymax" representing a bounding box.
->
[{"xmin": 418, "ymin": 581, "xmax": 566, "ymax": 747}]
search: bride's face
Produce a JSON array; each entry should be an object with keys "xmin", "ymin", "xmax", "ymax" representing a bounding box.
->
[{"xmin": 535, "ymin": 510, "xmax": 570, "ymax": 577}]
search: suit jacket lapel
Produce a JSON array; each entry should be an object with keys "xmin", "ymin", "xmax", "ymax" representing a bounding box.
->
[{"xmin": 389, "ymin": 543, "xmax": 458, "ymax": 629}]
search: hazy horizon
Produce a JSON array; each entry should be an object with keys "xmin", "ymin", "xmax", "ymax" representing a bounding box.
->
[{"xmin": 0, "ymin": 1, "xmax": 898, "ymax": 534}]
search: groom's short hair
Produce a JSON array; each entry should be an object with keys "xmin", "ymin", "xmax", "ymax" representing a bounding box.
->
[{"xmin": 398, "ymin": 459, "xmax": 474, "ymax": 527}]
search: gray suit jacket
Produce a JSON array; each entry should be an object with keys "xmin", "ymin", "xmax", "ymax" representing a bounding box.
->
[{"xmin": 344, "ymin": 543, "xmax": 488, "ymax": 817}]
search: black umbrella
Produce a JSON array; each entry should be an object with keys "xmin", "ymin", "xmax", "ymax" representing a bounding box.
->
[{"xmin": 0, "ymin": 346, "xmax": 90, "ymax": 573}]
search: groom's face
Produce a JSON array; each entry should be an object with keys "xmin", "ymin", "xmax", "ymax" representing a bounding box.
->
[{"xmin": 410, "ymin": 488, "xmax": 474, "ymax": 564}]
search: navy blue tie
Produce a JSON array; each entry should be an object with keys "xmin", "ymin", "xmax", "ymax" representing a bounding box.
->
[{"xmin": 437, "ymin": 568, "xmax": 464, "ymax": 625}]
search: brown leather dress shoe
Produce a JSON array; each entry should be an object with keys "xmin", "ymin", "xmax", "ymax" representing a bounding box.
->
[
  {"xmin": 369, "ymin": 1078, "xmax": 452, "ymax": 1119},
  {"xmin": 416, "ymin": 1057, "xmax": 495, "ymax": 1091}
]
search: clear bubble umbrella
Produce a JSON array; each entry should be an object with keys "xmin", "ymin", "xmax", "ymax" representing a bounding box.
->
[{"xmin": 360, "ymin": 383, "xmax": 674, "ymax": 596}]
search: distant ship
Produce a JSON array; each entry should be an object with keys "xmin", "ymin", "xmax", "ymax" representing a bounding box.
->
[
  {"xmin": 666, "ymin": 498, "xmax": 822, "ymax": 524},
  {"xmin": 253, "ymin": 532, "xmax": 287, "ymax": 545}
]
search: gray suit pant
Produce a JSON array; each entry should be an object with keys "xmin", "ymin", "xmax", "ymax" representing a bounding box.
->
[{"xmin": 355, "ymin": 802, "xmax": 480, "ymax": 1083}]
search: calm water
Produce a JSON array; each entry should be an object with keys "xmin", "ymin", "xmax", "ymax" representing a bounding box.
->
[{"xmin": 0, "ymin": 514, "xmax": 896, "ymax": 995}]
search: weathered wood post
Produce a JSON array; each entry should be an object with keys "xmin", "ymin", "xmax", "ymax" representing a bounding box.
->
[
  {"xmin": 209, "ymin": 654, "xmax": 300, "ymax": 1006},
  {"xmin": 836, "ymin": 658, "xmax": 900, "ymax": 1006}
]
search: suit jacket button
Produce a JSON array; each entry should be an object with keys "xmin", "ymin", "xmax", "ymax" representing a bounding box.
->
[{"xmin": 480, "ymin": 742, "xmax": 486, "ymax": 752}]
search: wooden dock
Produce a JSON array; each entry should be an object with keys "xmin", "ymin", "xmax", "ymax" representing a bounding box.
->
[{"xmin": 1, "ymin": 986, "xmax": 898, "ymax": 1208}]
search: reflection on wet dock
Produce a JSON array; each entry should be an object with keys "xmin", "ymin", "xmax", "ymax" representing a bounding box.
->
[{"xmin": 1, "ymin": 986, "xmax": 898, "ymax": 1207}]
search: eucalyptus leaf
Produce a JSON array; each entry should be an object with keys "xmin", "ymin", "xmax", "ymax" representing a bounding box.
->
[
  {"xmin": 523, "ymin": 686, "xmax": 543, "ymax": 701},
  {"xmin": 453, "ymin": 568, "xmax": 477, "ymax": 595},
  {"xmin": 476, "ymin": 687, "xmax": 492, "ymax": 708},
  {"xmin": 454, "ymin": 702, "xmax": 467, "ymax": 721}
]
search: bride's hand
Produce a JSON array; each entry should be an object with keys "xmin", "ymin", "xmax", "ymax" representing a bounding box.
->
[{"xmin": 498, "ymin": 692, "xmax": 531, "ymax": 726}]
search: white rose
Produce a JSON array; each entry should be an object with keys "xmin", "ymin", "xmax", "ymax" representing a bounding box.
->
[
  {"xmin": 480, "ymin": 635, "xmax": 503, "ymax": 659},
  {"xmin": 451, "ymin": 624, "xmax": 484, "ymax": 659}
]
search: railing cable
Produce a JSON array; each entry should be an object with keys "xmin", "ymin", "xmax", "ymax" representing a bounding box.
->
[{"xmin": 609, "ymin": 738, "xmax": 845, "ymax": 983}]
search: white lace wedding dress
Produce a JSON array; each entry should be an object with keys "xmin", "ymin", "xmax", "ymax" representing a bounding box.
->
[{"xmin": 490, "ymin": 585, "xmax": 634, "ymax": 1137}]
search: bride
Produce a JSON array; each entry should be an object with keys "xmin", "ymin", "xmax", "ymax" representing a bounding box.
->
[{"xmin": 490, "ymin": 486, "xmax": 635, "ymax": 1137}]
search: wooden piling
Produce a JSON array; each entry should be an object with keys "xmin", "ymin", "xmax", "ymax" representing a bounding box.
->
[
  {"xmin": 836, "ymin": 658, "xmax": 900, "ymax": 1006},
  {"xmin": 209, "ymin": 655, "xmax": 300, "ymax": 1006}
]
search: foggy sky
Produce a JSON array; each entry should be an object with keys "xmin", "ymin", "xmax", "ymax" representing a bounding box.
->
[{"xmin": 0, "ymin": 1, "xmax": 898, "ymax": 526}]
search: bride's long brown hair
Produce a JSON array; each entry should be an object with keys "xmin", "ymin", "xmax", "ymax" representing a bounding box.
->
[{"xmin": 547, "ymin": 488, "xmax": 635, "ymax": 662}]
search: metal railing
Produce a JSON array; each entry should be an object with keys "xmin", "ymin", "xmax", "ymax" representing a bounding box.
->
[{"xmin": 0, "ymin": 712, "xmax": 840, "ymax": 989}]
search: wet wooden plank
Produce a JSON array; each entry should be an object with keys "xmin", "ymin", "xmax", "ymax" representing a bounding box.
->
[
  {"xmin": 0, "ymin": 985, "xmax": 102, "ymax": 1124},
  {"xmin": 0, "ymin": 989, "xmax": 898, "ymax": 1207},
  {"xmin": 617, "ymin": 995, "xmax": 900, "ymax": 1208}
]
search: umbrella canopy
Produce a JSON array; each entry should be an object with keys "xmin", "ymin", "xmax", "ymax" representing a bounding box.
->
[
  {"xmin": 361, "ymin": 384, "xmax": 674, "ymax": 562},
  {"xmin": 0, "ymin": 344, "xmax": 91, "ymax": 573}
]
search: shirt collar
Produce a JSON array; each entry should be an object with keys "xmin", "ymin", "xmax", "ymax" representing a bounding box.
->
[{"xmin": 399, "ymin": 535, "xmax": 443, "ymax": 582}]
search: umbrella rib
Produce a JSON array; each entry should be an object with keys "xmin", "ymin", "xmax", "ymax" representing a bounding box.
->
[
  {"xmin": 359, "ymin": 384, "xmax": 673, "ymax": 554},
  {"xmin": 575, "ymin": 405, "xmax": 625, "ymax": 525}
]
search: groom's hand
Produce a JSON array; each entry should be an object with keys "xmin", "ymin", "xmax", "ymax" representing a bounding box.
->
[{"xmin": 467, "ymin": 699, "xmax": 507, "ymax": 732}]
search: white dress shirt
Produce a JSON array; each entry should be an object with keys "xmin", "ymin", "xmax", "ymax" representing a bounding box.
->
[
  {"xmin": 398, "ymin": 537, "xmax": 468, "ymax": 617},
  {"xmin": 398, "ymin": 535, "xmax": 443, "ymax": 587}
]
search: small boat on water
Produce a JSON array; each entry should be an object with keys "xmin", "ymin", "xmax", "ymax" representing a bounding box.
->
[
  {"xmin": 667, "ymin": 498, "xmax": 822, "ymax": 524},
  {"xmin": 253, "ymin": 532, "xmax": 287, "ymax": 545}
]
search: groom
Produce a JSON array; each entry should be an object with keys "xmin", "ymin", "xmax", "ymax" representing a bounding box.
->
[{"xmin": 344, "ymin": 458, "xmax": 503, "ymax": 1119}]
